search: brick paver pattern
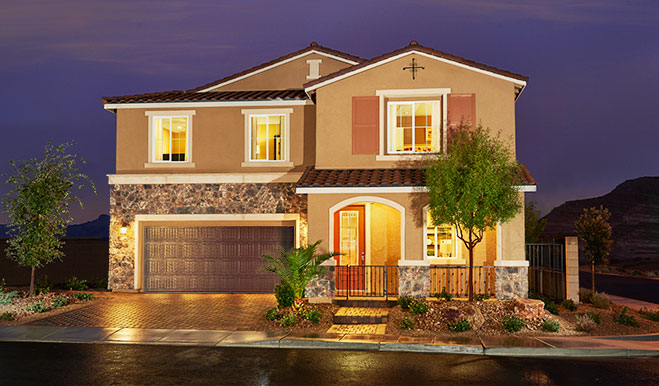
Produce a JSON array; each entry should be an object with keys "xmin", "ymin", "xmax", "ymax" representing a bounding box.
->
[
  {"xmin": 26, "ymin": 293, "xmax": 277, "ymax": 330},
  {"xmin": 326, "ymin": 324, "xmax": 387, "ymax": 334}
]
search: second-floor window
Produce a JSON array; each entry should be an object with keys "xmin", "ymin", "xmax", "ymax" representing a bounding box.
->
[
  {"xmin": 249, "ymin": 114, "xmax": 285, "ymax": 161},
  {"xmin": 387, "ymin": 101, "xmax": 440, "ymax": 154},
  {"xmin": 153, "ymin": 116, "xmax": 189, "ymax": 162}
]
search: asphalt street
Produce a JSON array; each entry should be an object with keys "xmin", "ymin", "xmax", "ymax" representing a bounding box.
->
[
  {"xmin": 1, "ymin": 342, "xmax": 658, "ymax": 385},
  {"xmin": 580, "ymin": 271, "xmax": 659, "ymax": 303}
]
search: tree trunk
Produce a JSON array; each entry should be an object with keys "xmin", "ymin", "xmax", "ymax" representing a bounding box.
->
[
  {"xmin": 468, "ymin": 231, "xmax": 474, "ymax": 301},
  {"xmin": 591, "ymin": 261, "xmax": 595, "ymax": 293},
  {"xmin": 29, "ymin": 266, "xmax": 35, "ymax": 296}
]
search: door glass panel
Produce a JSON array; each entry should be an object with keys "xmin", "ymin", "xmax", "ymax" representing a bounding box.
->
[{"xmin": 340, "ymin": 211, "xmax": 359, "ymax": 265}]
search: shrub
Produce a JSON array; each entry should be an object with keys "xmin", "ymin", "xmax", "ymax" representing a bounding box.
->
[
  {"xmin": 264, "ymin": 307, "xmax": 280, "ymax": 321},
  {"xmin": 91, "ymin": 277, "xmax": 108, "ymax": 290},
  {"xmin": 448, "ymin": 319, "xmax": 471, "ymax": 332},
  {"xmin": 434, "ymin": 288, "xmax": 453, "ymax": 301},
  {"xmin": 408, "ymin": 300, "xmax": 429, "ymax": 315},
  {"xmin": 639, "ymin": 307, "xmax": 659, "ymax": 322},
  {"xmin": 72, "ymin": 292, "xmax": 94, "ymax": 301},
  {"xmin": 280, "ymin": 313, "xmax": 298, "ymax": 327},
  {"xmin": 400, "ymin": 317, "xmax": 415, "ymax": 330},
  {"xmin": 36, "ymin": 287, "xmax": 49, "ymax": 295},
  {"xmin": 0, "ymin": 277, "xmax": 5, "ymax": 291},
  {"xmin": 562, "ymin": 299, "xmax": 577, "ymax": 312},
  {"xmin": 26, "ymin": 301, "xmax": 50, "ymax": 313},
  {"xmin": 0, "ymin": 311, "xmax": 16, "ymax": 321},
  {"xmin": 585, "ymin": 311, "xmax": 601, "ymax": 324},
  {"xmin": 36, "ymin": 275, "xmax": 53, "ymax": 291},
  {"xmin": 575, "ymin": 314, "xmax": 597, "ymax": 332},
  {"xmin": 0, "ymin": 291, "xmax": 20, "ymax": 305},
  {"xmin": 591, "ymin": 292, "xmax": 611, "ymax": 309},
  {"xmin": 274, "ymin": 282, "xmax": 295, "ymax": 308},
  {"xmin": 542, "ymin": 319, "xmax": 561, "ymax": 332},
  {"xmin": 502, "ymin": 315, "xmax": 525, "ymax": 333},
  {"xmin": 397, "ymin": 296, "xmax": 414, "ymax": 309},
  {"xmin": 65, "ymin": 277, "xmax": 88, "ymax": 291},
  {"xmin": 544, "ymin": 301, "xmax": 559, "ymax": 315},
  {"xmin": 579, "ymin": 288, "xmax": 593, "ymax": 303},
  {"xmin": 614, "ymin": 307, "xmax": 639, "ymax": 327},
  {"xmin": 51, "ymin": 295, "xmax": 68, "ymax": 308},
  {"xmin": 473, "ymin": 293, "xmax": 490, "ymax": 301},
  {"xmin": 528, "ymin": 291, "xmax": 542, "ymax": 300},
  {"xmin": 301, "ymin": 307, "xmax": 322, "ymax": 324}
]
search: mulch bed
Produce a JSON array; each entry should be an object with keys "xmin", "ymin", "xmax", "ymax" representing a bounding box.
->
[
  {"xmin": 259, "ymin": 303, "xmax": 341, "ymax": 333},
  {"xmin": 0, "ymin": 289, "xmax": 100, "ymax": 326}
]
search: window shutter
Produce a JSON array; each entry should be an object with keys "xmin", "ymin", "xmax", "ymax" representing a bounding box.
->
[
  {"xmin": 447, "ymin": 93, "xmax": 476, "ymax": 144},
  {"xmin": 352, "ymin": 96, "xmax": 379, "ymax": 155}
]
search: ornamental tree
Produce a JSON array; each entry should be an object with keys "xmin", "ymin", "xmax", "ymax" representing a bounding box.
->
[
  {"xmin": 425, "ymin": 126, "xmax": 523, "ymax": 301},
  {"xmin": 575, "ymin": 206, "xmax": 613, "ymax": 293},
  {"xmin": 2, "ymin": 142, "xmax": 95, "ymax": 295}
]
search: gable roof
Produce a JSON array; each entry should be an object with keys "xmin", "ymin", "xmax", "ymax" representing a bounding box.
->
[
  {"xmin": 102, "ymin": 89, "xmax": 308, "ymax": 105},
  {"xmin": 190, "ymin": 42, "xmax": 364, "ymax": 93},
  {"xmin": 304, "ymin": 41, "xmax": 529, "ymax": 92}
]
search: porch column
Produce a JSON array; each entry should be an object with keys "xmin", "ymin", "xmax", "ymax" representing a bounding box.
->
[
  {"xmin": 494, "ymin": 260, "xmax": 529, "ymax": 299},
  {"xmin": 305, "ymin": 259, "xmax": 336, "ymax": 303},
  {"xmin": 397, "ymin": 260, "xmax": 430, "ymax": 298},
  {"xmin": 565, "ymin": 236, "xmax": 580, "ymax": 302}
]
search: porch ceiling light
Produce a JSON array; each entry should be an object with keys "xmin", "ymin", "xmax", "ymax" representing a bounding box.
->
[{"xmin": 120, "ymin": 227, "xmax": 128, "ymax": 234}]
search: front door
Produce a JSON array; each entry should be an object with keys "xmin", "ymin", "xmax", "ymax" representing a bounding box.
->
[{"xmin": 334, "ymin": 205, "xmax": 365, "ymax": 291}]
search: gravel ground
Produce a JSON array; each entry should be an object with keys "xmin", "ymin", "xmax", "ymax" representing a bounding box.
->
[
  {"xmin": 259, "ymin": 303, "xmax": 341, "ymax": 333},
  {"xmin": 0, "ymin": 290, "xmax": 97, "ymax": 326}
]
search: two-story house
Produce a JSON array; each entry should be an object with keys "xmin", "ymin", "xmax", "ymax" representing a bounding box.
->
[{"xmin": 103, "ymin": 41, "xmax": 535, "ymax": 299}]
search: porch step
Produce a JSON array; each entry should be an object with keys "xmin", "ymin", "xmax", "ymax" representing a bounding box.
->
[
  {"xmin": 333, "ymin": 299, "xmax": 398, "ymax": 308},
  {"xmin": 327, "ymin": 323, "xmax": 387, "ymax": 335},
  {"xmin": 333, "ymin": 307, "xmax": 389, "ymax": 325}
]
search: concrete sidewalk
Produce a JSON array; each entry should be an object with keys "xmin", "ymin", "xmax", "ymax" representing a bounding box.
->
[
  {"xmin": 0, "ymin": 325, "xmax": 656, "ymax": 358},
  {"xmin": 610, "ymin": 295, "xmax": 659, "ymax": 311}
]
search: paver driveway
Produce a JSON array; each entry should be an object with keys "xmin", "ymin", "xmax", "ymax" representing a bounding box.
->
[{"xmin": 26, "ymin": 293, "xmax": 277, "ymax": 330}]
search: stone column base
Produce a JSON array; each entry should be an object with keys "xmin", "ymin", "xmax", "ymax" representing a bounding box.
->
[
  {"xmin": 495, "ymin": 261, "xmax": 529, "ymax": 300},
  {"xmin": 398, "ymin": 261, "xmax": 430, "ymax": 298}
]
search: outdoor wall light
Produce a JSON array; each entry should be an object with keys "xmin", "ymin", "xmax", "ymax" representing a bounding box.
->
[{"xmin": 120, "ymin": 227, "xmax": 128, "ymax": 234}]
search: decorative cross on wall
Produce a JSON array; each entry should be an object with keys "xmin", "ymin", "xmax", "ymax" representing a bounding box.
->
[{"xmin": 402, "ymin": 57, "xmax": 424, "ymax": 80}]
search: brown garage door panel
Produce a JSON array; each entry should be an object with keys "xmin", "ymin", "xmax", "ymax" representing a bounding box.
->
[{"xmin": 144, "ymin": 226, "xmax": 294, "ymax": 292}]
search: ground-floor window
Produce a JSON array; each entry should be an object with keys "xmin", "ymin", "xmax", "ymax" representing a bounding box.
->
[{"xmin": 425, "ymin": 211, "xmax": 457, "ymax": 258}]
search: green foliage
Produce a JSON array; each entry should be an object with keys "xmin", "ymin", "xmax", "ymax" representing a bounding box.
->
[
  {"xmin": 91, "ymin": 277, "xmax": 108, "ymax": 290},
  {"xmin": 35, "ymin": 287, "xmax": 49, "ymax": 295},
  {"xmin": 280, "ymin": 313, "xmax": 298, "ymax": 327},
  {"xmin": 408, "ymin": 300, "xmax": 429, "ymax": 315},
  {"xmin": 639, "ymin": 308, "xmax": 659, "ymax": 322},
  {"xmin": 264, "ymin": 307, "xmax": 280, "ymax": 321},
  {"xmin": 51, "ymin": 295, "xmax": 68, "ymax": 308},
  {"xmin": 36, "ymin": 275, "xmax": 53, "ymax": 291},
  {"xmin": 591, "ymin": 292, "xmax": 611, "ymax": 310},
  {"xmin": 274, "ymin": 282, "xmax": 295, "ymax": 307},
  {"xmin": 425, "ymin": 126, "xmax": 522, "ymax": 300},
  {"xmin": 0, "ymin": 291, "xmax": 20, "ymax": 305},
  {"xmin": 1, "ymin": 142, "xmax": 96, "ymax": 295},
  {"xmin": 261, "ymin": 241, "xmax": 338, "ymax": 303},
  {"xmin": 562, "ymin": 299, "xmax": 577, "ymax": 312},
  {"xmin": 397, "ymin": 296, "xmax": 414, "ymax": 309},
  {"xmin": 579, "ymin": 288, "xmax": 593, "ymax": 303},
  {"xmin": 400, "ymin": 317, "xmax": 416, "ymax": 330},
  {"xmin": 525, "ymin": 201, "xmax": 547, "ymax": 243},
  {"xmin": 434, "ymin": 288, "xmax": 453, "ymax": 301},
  {"xmin": 544, "ymin": 301, "xmax": 559, "ymax": 315},
  {"xmin": 473, "ymin": 293, "xmax": 490, "ymax": 301},
  {"xmin": 65, "ymin": 276, "xmax": 88, "ymax": 291},
  {"xmin": 26, "ymin": 301, "xmax": 50, "ymax": 313},
  {"xmin": 300, "ymin": 307, "xmax": 322, "ymax": 324},
  {"xmin": 585, "ymin": 311, "xmax": 601, "ymax": 324},
  {"xmin": 576, "ymin": 206, "xmax": 613, "ymax": 293},
  {"xmin": 575, "ymin": 314, "xmax": 597, "ymax": 332},
  {"xmin": 542, "ymin": 319, "xmax": 561, "ymax": 332},
  {"xmin": 614, "ymin": 307, "xmax": 639, "ymax": 327},
  {"xmin": 502, "ymin": 315, "xmax": 525, "ymax": 333},
  {"xmin": 0, "ymin": 277, "xmax": 5, "ymax": 291},
  {"xmin": 1, "ymin": 311, "xmax": 17, "ymax": 321},
  {"xmin": 448, "ymin": 319, "xmax": 471, "ymax": 332},
  {"xmin": 72, "ymin": 292, "xmax": 93, "ymax": 301}
]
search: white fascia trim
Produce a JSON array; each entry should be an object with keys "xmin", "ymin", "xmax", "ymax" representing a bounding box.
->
[
  {"xmin": 108, "ymin": 172, "xmax": 302, "ymax": 185},
  {"xmin": 104, "ymin": 100, "xmax": 312, "ymax": 110},
  {"xmin": 297, "ymin": 186, "xmax": 427, "ymax": 194},
  {"xmin": 198, "ymin": 50, "xmax": 359, "ymax": 92},
  {"xmin": 494, "ymin": 260, "xmax": 530, "ymax": 267},
  {"xmin": 397, "ymin": 260, "xmax": 430, "ymax": 267},
  {"xmin": 517, "ymin": 185, "xmax": 537, "ymax": 192},
  {"xmin": 306, "ymin": 50, "xmax": 527, "ymax": 93}
]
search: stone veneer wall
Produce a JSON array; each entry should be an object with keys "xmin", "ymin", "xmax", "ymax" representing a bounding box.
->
[
  {"xmin": 305, "ymin": 266, "xmax": 335, "ymax": 303},
  {"xmin": 398, "ymin": 266, "xmax": 430, "ymax": 298},
  {"xmin": 109, "ymin": 183, "xmax": 307, "ymax": 290},
  {"xmin": 495, "ymin": 266, "xmax": 528, "ymax": 299}
]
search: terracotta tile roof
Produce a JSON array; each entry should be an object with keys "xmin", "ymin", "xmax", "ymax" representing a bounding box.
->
[
  {"xmin": 102, "ymin": 89, "xmax": 308, "ymax": 105},
  {"xmin": 297, "ymin": 165, "xmax": 536, "ymax": 188},
  {"xmin": 189, "ymin": 42, "xmax": 365, "ymax": 92},
  {"xmin": 304, "ymin": 40, "xmax": 529, "ymax": 90}
]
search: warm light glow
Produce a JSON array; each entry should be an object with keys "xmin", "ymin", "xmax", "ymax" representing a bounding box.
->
[
  {"xmin": 120, "ymin": 227, "xmax": 127, "ymax": 234},
  {"xmin": 388, "ymin": 101, "xmax": 440, "ymax": 153}
]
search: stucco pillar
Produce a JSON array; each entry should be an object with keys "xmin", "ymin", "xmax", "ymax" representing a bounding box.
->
[
  {"xmin": 398, "ymin": 260, "xmax": 430, "ymax": 298},
  {"xmin": 565, "ymin": 236, "xmax": 580, "ymax": 302},
  {"xmin": 305, "ymin": 259, "xmax": 336, "ymax": 303}
]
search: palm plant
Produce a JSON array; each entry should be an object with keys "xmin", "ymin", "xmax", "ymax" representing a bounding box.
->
[{"xmin": 261, "ymin": 241, "xmax": 338, "ymax": 310}]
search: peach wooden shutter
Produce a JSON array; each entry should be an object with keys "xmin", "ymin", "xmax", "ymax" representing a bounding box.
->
[
  {"xmin": 352, "ymin": 96, "xmax": 379, "ymax": 155},
  {"xmin": 447, "ymin": 93, "xmax": 476, "ymax": 144}
]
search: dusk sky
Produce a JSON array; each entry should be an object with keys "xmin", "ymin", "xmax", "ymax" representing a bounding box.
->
[{"xmin": 1, "ymin": 0, "xmax": 658, "ymax": 223}]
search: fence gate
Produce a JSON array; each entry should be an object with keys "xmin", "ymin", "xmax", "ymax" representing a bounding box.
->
[
  {"xmin": 526, "ymin": 243, "xmax": 566, "ymax": 300},
  {"xmin": 336, "ymin": 265, "xmax": 398, "ymax": 299}
]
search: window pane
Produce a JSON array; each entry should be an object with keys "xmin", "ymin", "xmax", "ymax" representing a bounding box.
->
[
  {"xmin": 268, "ymin": 115, "xmax": 282, "ymax": 160},
  {"xmin": 171, "ymin": 117, "xmax": 187, "ymax": 161},
  {"xmin": 388, "ymin": 101, "xmax": 440, "ymax": 153},
  {"xmin": 426, "ymin": 211, "xmax": 454, "ymax": 258},
  {"xmin": 160, "ymin": 118, "xmax": 171, "ymax": 161},
  {"xmin": 154, "ymin": 118, "xmax": 164, "ymax": 161},
  {"xmin": 250, "ymin": 115, "xmax": 284, "ymax": 161}
]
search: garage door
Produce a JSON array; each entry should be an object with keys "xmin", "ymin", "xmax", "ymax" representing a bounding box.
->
[{"xmin": 144, "ymin": 226, "xmax": 295, "ymax": 292}]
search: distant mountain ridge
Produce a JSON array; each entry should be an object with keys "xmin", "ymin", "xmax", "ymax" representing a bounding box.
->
[
  {"xmin": 541, "ymin": 177, "xmax": 659, "ymax": 261},
  {"xmin": 0, "ymin": 214, "xmax": 109, "ymax": 239}
]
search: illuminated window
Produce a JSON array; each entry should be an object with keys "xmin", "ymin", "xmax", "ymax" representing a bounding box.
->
[
  {"xmin": 388, "ymin": 101, "xmax": 440, "ymax": 153},
  {"xmin": 152, "ymin": 116, "xmax": 189, "ymax": 162},
  {"xmin": 249, "ymin": 114, "xmax": 285, "ymax": 161},
  {"xmin": 426, "ymin": 211, "xmax": 456, "ymax": 258}
]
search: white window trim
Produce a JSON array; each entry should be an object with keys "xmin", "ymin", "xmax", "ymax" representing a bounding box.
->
[
  {"xmin": 375, "ymin": 88, "xmax": 450, "ymax": 161},
  {"xmin": 306, "ymin": 59, "xmax": 322, "ymax": 80},
  {"xmin": 145, "ymin": 110, "xmax": 196, "ymax": 168},
  {"xmin": 241, "ymin": 108, "xmax": 293, "ymax": 167},
  {"xmin": 386, "ymin": 100, "xmax": 441, "ymax": 155},
  {"xmin": 423, "ymin": 205, "xmax": 462, "ymax": 261}
]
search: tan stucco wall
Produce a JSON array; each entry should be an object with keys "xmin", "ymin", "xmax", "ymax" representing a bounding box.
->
[
  {"xmin": 211, "ymin": 53, "xmax": 353, "ymax": 91},
  {"xmin": 369, "ymin": 202, "xmax": 401, "ymax": 265},
  {"xmin": 313, "ymin": 53, "xmax": 518, "ymax": 169},
  {"xmin": 501, "ymin": 192, "xmax": 526, "ymax": 261},
  {"xmin": 115, "ymin": 105, "xmax": 314, "ymax": 174}
]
